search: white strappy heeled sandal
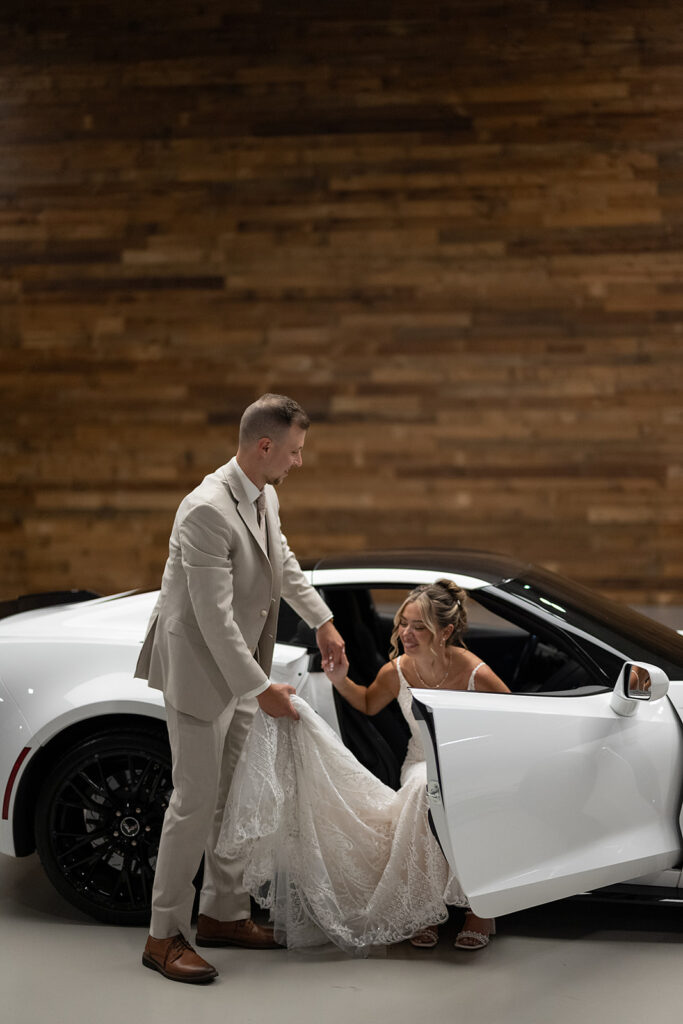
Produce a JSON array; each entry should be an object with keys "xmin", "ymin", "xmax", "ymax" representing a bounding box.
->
[
  {"xmin": 409, "ymin": 925, "xmax": 439, "ymax": 948},
  {"xmin": 454, "ymin": 914, "xmax": 496, "ymax": 950}
]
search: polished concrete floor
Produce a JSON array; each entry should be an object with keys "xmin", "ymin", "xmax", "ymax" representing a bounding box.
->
[{"xmin": 3, "ymin": 853, "xmax": 683, "ymax": 1024}]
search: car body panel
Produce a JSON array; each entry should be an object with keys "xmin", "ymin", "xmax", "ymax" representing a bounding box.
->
[
  {"xmin": 0, "ymin": 590, "xmax": 156, "ymax": 642},
  {"xmin": 2, "ymin": 548, "xmax": 683, "ymax": 924},
  {"xmin": 413, "ymin": 685, "xmax": 683, "ymax": 918}
]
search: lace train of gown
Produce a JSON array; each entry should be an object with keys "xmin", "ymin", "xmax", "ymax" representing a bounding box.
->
[{"xmin": 216, "ymin": 666, "xmax": 469, "ymax": 953}]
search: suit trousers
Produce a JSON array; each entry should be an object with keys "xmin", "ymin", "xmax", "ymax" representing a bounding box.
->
[{"xmin": 150, "ymin": 694, "xmax": 258, "ymax": 940}]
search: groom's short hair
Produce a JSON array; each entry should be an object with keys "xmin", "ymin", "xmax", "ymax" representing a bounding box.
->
[{"xmin": 239, "ymin": 393, "xmax": 311, "ymax": 446}]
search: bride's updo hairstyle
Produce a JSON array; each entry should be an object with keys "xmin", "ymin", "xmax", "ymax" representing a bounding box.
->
[{"xmin": 389, "ymin": 579, "xmax": 468, "ymax": 659}]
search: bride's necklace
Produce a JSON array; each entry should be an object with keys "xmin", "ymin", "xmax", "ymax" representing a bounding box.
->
[{"xmin": 413, "ymin": 656, "xmax": 451, "ymax": 689}]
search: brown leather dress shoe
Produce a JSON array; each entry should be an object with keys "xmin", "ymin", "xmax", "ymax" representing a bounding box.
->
[
  {"xmin": 142, "ymin": 932, "xmax": 218, "ymax": 983},
  {"xmin": 196, "ymin": 914, "xmax": 282, "ymax": 949}
]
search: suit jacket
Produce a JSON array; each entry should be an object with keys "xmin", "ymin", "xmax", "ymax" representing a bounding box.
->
[{"xmin": 134, "ymin": 459, "xmax": 332, "ymax": 721}]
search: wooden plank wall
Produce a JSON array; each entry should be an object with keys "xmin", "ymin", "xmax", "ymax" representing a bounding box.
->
[{"xmin": 1, "ymin": 0, "xmax": 682, "ymax": 605}]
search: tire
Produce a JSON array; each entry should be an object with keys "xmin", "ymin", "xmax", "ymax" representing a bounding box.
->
[{"xmin": 34, "ymin": 729, "xmax": 172, "ymax": 926}]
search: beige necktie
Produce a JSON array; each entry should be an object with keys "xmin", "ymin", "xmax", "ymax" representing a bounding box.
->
[{"xmin": 255, "ymin": 492, "xmax": 267, "ymax": 546}]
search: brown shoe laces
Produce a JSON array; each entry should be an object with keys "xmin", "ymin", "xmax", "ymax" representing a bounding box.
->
[{"xmin": 166, "ymin": 933, "xmax": 193, "ymax": 965}]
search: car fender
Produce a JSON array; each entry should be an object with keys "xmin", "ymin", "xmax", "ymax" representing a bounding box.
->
[
  {"xmin": 27, "ymin": 681, "xmax": 167, "ymax": 749},
  {"xmin": 1, "ymin": 679, "xmax": 166, "ymax": 857}
]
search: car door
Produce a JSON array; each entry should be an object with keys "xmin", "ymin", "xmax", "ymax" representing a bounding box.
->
[{"xmin": 412, "ymin": 686, "xmax": 683, "ymax": 918}]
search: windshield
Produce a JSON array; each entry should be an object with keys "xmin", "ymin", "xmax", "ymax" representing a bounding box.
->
[{"xmin": 497, "ymin": 566, "xmax": 683, "ymax": 681}]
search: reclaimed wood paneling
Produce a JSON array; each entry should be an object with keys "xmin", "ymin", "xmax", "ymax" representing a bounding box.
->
[{"xmin": 1, "ymin": 0, "xmax": 682, "ymax": 606}]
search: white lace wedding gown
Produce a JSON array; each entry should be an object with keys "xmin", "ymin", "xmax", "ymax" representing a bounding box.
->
[{"xmin": 216, "ymin": 658, "xmax": 482, "ymax": 953}]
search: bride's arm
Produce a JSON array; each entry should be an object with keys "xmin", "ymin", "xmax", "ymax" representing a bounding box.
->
[
  {"xmin": 473, "ymin": 663, "xmax": 510, "ymax": 693},
  {"xmin": 324, "ymin": 655, "xmax": 399, "ymax": 716}
]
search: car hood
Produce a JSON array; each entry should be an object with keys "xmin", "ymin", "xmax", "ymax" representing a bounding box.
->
[{"xmin": 0, "ymin": 591, "xmax": 159, "ymax": 642}]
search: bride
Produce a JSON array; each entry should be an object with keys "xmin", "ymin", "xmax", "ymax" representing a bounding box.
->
[{"xmin": 216, "ymin": 579, "xmax": 509, "ymax": 954}]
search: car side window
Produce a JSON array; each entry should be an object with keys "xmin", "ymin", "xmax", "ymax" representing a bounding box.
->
[{"xmin": 470, "ymin": 594, "xmax": 608, "ymax": 695}]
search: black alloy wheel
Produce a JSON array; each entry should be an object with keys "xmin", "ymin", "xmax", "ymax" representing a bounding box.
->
[{"xmin": 34, "ymin": 730, "xmax": 172, "ymax": 925}]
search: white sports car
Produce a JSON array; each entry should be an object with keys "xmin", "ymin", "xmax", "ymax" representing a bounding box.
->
[{"xmin": 2, "ymin": 550, "xmax": 683, "ymax": 926}]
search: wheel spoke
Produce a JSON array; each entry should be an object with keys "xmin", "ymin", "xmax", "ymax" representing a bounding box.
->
[
  {"xmin": 54, "ymin": 798, "xmax": 103, "ymax": 814},
  {"xmin": 80, "ymin": 765, "xmax": 107, "ymax": 797},
  {"xmin": 154, "ymin": 766, "xmax": 172, "ymax": 803},
  {"xmin": 93, "ymin": 756, "xmax": 110, "ymax": 795},
  {"xmin": 63, "ymin": 839, "xmax": 115, "ymax": 873},
  {"xmin": 130, "ymin": 757, "xmax": 152, "ymax": 797},
  {"xmin": 112, "ymin": 857, "xmax": 137, "ymax": 905},
  {"xmin": 63, "ymin": 775, "xmax": 102, "ymax": 812},
  {"xmin": 132, "ymin": 757, "xmax": 165, "ymax": 801},
  {"xmin": 55, "ymin": 829, "xmax": 110, "ymax": 860},
  {"xmin": 143, "ymin": 762, "xmax": 169, "ymax": 805}
]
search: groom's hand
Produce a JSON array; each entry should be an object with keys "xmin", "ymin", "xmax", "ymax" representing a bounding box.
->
[
  {"xmin": 257, "ymin": 682, "xmax": 300, "ymax": 720},
  {"xmin": 316, "ymin": 619, "xmax": 345, "ymax": 673}
]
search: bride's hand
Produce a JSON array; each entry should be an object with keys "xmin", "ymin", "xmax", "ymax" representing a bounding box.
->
[
  {"xmin": 323, "ymin": 645, "xmax": 348, "ymax": 685},
  {"xmin": 316, "ymin": 620, "xmax": 344, "ymax": 667}
]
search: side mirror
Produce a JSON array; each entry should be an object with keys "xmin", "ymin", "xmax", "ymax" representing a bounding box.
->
[{"xmin": 610, "ymin": 661, "xmax": 670, "ymax": 717}]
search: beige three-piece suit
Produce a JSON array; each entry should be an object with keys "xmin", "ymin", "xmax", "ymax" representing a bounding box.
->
[{"xmin": 135, "ymin": 457, "xmax": 332, "ymax": 939}]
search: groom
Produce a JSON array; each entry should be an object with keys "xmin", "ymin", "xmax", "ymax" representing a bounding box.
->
[{"xmin": 136, "ymin": 394, "xmax": 343, "ymax": 983}]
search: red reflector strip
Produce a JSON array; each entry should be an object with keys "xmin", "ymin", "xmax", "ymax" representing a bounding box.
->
[{"xmin": 2, "ymin": 747, "xmax": 31, "ymax": 820}]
